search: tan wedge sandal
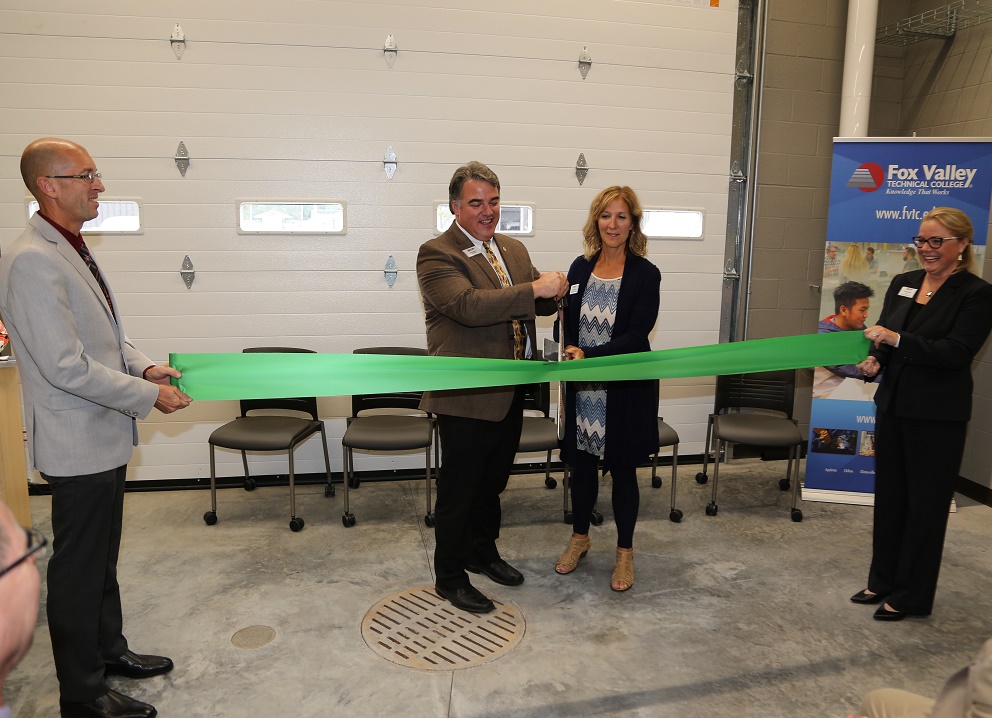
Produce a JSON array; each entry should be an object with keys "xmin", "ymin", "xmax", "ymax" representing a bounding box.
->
[
  {"xmin": 611, "ymin": 547, "xmax": 634, "ymax": 591},
  {"xmin": 555, "ymin": 533, "xmax": 591, "ymax": 575}
]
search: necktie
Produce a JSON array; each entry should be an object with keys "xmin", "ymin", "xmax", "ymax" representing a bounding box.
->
[
  {"xmin": 78, "ymin": 240, "xmax": 115, "ymax": 316},
  {"xmin": 482, "ymin": 240, "xmax": 525, "ymax": 360}
]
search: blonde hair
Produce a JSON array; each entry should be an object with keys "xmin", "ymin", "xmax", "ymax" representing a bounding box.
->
[
  {"xmin": 581, "ymin": 186, "xmax": 647, "ymax": 260},
  {"xmin": 923, "ymin": 206, "xmax": 979, "ymax": 275},
  {"xmin": 840, "ymin": 243, "xmax": 869, "ymax": 280}
]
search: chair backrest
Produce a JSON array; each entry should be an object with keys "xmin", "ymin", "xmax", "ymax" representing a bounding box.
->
[
  {"xmin": 713, "ymin": 370, "xmax": 796, "ymax": 419},
  {"xmin": 521, "ymin": 383, "xmax": 550, "ymax": 418},
  {"xmin": 351, "ymin": 347, "xmax": 428, "ymax": 416},
  {"xmin": 239, "ymin": 347, "xmax": 320, "ymax": 420}
]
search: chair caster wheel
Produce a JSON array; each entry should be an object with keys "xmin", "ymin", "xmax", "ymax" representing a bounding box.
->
[
  {"xmin": 342, "ymin": 513, "xmax": 356, "ymax": 527},
  {"xmin": 590, "ymin": 510, "xmax": 604, "ymax": 526},
  {"xmin": 563, "ymin": 511, "xmax": 573, "ymax": 524},
  {"xmin": 424, "ymin": 513, "xmax": 435, "ymax": 528},
  {"xmin": 243, "ymin": 478, "xmax": 257, "ymax": 491},
  {"xmin": 289, "ymin": 517, "xmax": 305, "ymax": 532},
  {"xmin": 651, "ymin": 476, "xmax": 662, "ymax": 489},
  {"xmin": 779, "ymin": 478, "xmax": 791, "ymax": 491},
  {"xmin": 324, "ymin": 484, "xmax": 336, "ymax": 497},
  {"xmin": 348, "ymin": 477, "xmax": 361, "ymax": 489},
  {"xmin": 545, "ymin": 477, "xmax": 557, "ymax": 489},
  {"xmin": 203, "ymin": 511, "xmax": 217, "ymax": 525},
  {"xmin": 669, "ymin": 509, "xmax": 683, "ymax": 523},
  {"xmin": 791, "ymin": 508, "xmax": 803, "ymax": 522},
  {"xmin": 705, "ymin": 502, "xmax": 718, "ymax": 516},
  {"xmin": 695, "ymin": 472, "xmax": 708, "ymax": 484}
]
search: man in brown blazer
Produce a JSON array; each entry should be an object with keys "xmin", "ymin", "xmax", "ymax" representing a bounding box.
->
[{"xmin": 417, "ymin": 161, "xmax": 568, "ymax": 613}]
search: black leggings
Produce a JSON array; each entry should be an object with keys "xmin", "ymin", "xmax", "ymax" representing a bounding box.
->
[{"xmin": 569, "ymin": 449, "xmax": 639, "ymax": 549}]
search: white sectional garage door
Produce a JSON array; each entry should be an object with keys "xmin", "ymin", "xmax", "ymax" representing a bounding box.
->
[{"xmin": 0, "ymin": 0, "xmax": 738, "ymax": 482}]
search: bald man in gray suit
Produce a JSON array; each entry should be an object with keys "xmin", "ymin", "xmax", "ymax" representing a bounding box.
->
[{"xmin": 0, "ymin": 138, "xmax": 191, "ymax": 718}]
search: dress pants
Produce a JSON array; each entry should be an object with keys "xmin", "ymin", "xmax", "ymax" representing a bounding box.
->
[
  {"xmin": 433, "ymin": 387, "xmax": 524, "ymax": 589},
  {"xmin": 868, "ymin": 409, "xmax": 966, "ymax": 615},
  {"xmin": 42, "ymin": 466, "xmax": 130, "ymax": 701}
]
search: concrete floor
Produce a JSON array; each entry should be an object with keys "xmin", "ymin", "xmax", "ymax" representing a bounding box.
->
[{"xmin": 7, "ymin": 459, "xmax": 992, "ymax": 717}]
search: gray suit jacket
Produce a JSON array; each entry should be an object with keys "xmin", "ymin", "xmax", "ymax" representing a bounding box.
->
[
  {"xmin": 0, "ymin": 214, "xmax": 158, "ymax": 476},
  {"xmin": 417, "ymin": 225, "xmax": 557, "ymax": 422}
]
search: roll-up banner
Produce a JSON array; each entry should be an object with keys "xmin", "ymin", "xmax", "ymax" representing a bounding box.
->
[{"xmin": 804, "ymin": 138, "xmax": 992, "ymax": 505}]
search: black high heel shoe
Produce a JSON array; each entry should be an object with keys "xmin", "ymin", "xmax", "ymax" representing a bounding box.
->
[
  {"xmin": 850, "ymin": 589, "xmax": 885, "ymax": 605},
  {"xmin": 873, "ymin": 604, "xmax": 906, "ymax": 621}
]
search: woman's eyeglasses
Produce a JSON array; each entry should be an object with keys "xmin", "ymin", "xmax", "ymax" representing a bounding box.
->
[{"xmin": 911, "ymin": 236, "xmax": 958, "ymax": 249}]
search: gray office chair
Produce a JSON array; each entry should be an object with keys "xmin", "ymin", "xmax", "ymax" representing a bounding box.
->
[
  {"xmin": 204, "ymin": 347, "xmax": 333, "ymax": 532},
  {"xmin": 517, "ymin": 382, "xmax": 561, "ymax": 490},
  {"xmin": 694, "ymin": 370, "xmax": 804, "ymax": 522},
  {"xmin": 653, "ymin": 418, "xmax": 683, "ymax": 522},
  {"xmin": 341, "ymin": 347, "xmax": 436, "ymax": 528}
]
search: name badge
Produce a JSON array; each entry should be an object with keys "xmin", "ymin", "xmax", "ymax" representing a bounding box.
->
[
  {"xmin": 898, "ymin": 286, "xmax": 918, "ymax": 298},
  {"xmin": 569, "ymin": 283, "xmax": 580, "ymax": 295},
  {"xmin": 463, "ymin": 246, "xmax": 482, "ymax": 257}
]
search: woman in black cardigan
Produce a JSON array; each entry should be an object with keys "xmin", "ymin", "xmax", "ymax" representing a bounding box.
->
[
  {"xmin": 554, "ymin": 186, "xmax": 660, "ymax": 591},
  {"xmin": 853, "ymin": 206, "xmax": 992, "ymax": 620}
]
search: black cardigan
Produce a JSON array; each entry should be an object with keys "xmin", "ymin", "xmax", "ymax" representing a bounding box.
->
[
  {"xmin": 871, "ymin": 268, "xmax": 992, "ymax": 422},
  {"xmin": 559, "ymin": 252, "xmax": 661, "ymax": 471}
]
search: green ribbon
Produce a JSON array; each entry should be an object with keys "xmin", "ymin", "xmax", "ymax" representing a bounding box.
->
[{"xmin": 169, "ymin": 332, "xmax": 869, "ymax": 401}]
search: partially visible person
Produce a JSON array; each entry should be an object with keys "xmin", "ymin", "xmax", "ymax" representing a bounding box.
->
[
  {"xmin": 902, "ymin": 245, "xmax": 922, "ymax": 272},
  {"xmin": 554, "ymin": 186, "xmax": 660, "ymax": 592},
  {"xmin": 0, "ymin": 501, "xmax": 44, "ymax": 718},
  {"xmin": 0, "ymin": 138, "xmax": 192, "ymax": 718},
  {"xmin": 813, "ymin": 281, "xmax": 876, "ymax": 398},
  {"xmin": 824, "ymin": 244, "xmax": 841, "ymax": 277},
  {"xmin": 853, "ymin": 207, "xmax": 992, "ymax": 621},
  {"xmin": 417, "ymin": 161, "xmax": 567, "ymax": 614},
  {"xmin": 865, "ymin": 246, "xmax": 879, "ymax": 276},
  {"xmin": 840, "ymin": 243, "xmax": 870, "ymax": 283},
  {"xmin": 848, "ymin": 635, "xmax": 992, "ymax": 718}
]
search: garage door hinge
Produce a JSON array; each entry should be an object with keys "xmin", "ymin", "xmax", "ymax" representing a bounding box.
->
[{"xmin": 171, "ymin": 23, "xmax": 186, "ymax": 60}]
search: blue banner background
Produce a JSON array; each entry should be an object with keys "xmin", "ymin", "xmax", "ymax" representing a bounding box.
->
[{"xmin": 808, "ymin": 138, "xmax": 992, "ymax": 501}]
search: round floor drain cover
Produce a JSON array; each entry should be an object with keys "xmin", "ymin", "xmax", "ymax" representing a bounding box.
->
[
  {"xmin": 362, "ymin": 585, "xmax": 525, "ymax": 670},
  {"xmin": 231, "ymin": 625, "xmax": 276, "ymax": 649}
]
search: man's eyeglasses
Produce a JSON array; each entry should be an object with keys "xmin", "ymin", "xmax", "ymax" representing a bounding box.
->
[
  {"xmin": 45, "ymin": 171, "xmax": 102, "ymax": 184},
  {"xmin": 912, "ymin": 235, "xmax": 958, "ymax": 249},
  {"xmin": 0, "ymin": 527, "xmax": 48, "ymax": 579}
]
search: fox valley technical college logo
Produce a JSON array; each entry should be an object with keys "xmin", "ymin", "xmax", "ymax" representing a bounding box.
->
[{"xmin": 846, "ymin": 162, "xmax": 885, "ymax": 192}]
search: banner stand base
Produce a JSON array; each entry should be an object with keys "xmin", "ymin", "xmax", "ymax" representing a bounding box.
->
[{"xmin": 802, "ymin": 487, "xmax": 956, "ymax": 512}]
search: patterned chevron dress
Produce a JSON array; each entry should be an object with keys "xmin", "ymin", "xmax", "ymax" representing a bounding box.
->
[{"xmin": 575, "ymin": 273, "xmax": 622, "ymax": 457}]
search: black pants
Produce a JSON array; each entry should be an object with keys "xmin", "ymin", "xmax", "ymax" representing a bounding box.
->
[
  {"xmin": 868, "ymin": 410, "xmax": 966, "ymax": 615},
  {"xmin": 433, "ymin": 388, "xmax": 524, "ymax": 589},
  {"xmin": 42, "ymin": 466, "xmax": 129, "ymax": 701},
  {"xmin": 569, "ymin": 449, "xmax": 639, "ymax": 549}
]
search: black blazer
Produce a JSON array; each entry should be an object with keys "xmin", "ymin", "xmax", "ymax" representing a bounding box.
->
[
  {"xmin": 559, "ymin": 252, "xmax": 661, "ymax": 470},
  {"xmin": 871, "ymin": 268, "xmax": 992, "ymax": 422}
]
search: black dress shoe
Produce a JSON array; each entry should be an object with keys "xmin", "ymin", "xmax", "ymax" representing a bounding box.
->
[
  {"xmin": 465, "ymin": 558, "xmax": 524, "ymax": 586},
  {"xmin": 60, "ymin": 688, "xmax": 157, "ymax": 718},
  {"xmin": 435, "ymin": 584, "xmax": 495, "ymax": 614},
  {"xmin": 873, "ymin": 604, "xmax": 906, "ymax": 621},
  {"xmin": 850, "ymin": 589, "xmax": 885, "ymax": 605},
  {"xmin": 104, "ymin": 650, "xmax": 174, "ymax": 679}
]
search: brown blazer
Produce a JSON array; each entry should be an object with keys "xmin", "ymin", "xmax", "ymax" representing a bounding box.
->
[{"xmin": 417, "ymin": 225, "xmax": 557, "ymax": 421}]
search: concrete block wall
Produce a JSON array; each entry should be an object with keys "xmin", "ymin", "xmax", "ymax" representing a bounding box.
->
[{"xmin": 753, "ymin": 0, "xmax": 855, "ymax": 428}]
